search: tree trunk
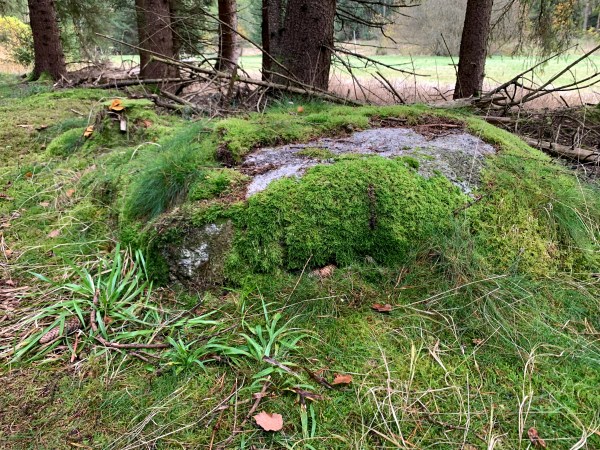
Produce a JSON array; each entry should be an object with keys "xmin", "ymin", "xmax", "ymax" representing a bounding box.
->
[
  {"xmin": 261, "ymin": 0, "xmax": 285, "ymax": 81},
  {"xmin": 278, "ymin": 0, "xmax": 336, "ymax": 90},
  {"xmin": 135, "ymin": 0, "xmax": 179, "ymax": 79},
  {"xmin": 453, "ymin": 0, "xmax": 494, "ymax": 99},
  {"xmin": 583, "ymin": 0, "xmax": 590, "ymax": 30},
  {"xmin": 27, "ymin": 0, "xmax": 66, "ymax": 81},
  {"xmin": 217, "ymin": 0, "xmax": 240, "ymax": 71}
]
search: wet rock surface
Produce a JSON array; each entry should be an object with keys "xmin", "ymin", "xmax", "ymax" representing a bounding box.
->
[
  {"xmin": 242, "ymin": 127, "xmax": 496, "ymax": 196},
  {"xmin": 162, "ymin": 221, "xmax": 234, "ymax": 287}
]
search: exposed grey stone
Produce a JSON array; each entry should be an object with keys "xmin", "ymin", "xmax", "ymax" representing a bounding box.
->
[
  {"xmin": 243, "ymin": 127, "xmax": 496, "ymax": 197},
  {"xmin": 163, "ymin": 221, "xmax": 234, "ymax": 287}
]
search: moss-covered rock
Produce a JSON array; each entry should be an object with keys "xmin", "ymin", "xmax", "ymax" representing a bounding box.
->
[{"xmin": 227, "ymin": 157, "xmax": 466, "ymax": 274}]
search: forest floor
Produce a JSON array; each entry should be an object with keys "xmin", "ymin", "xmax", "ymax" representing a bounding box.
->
[{"xmin": 0, "ymin": 74, "xmax": 599, "ymax": 449}]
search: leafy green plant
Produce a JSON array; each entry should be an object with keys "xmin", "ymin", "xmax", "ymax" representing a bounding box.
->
[
  {"xmin": 208, "ymin": 299, "xmax": 309, "ymax": 379},
  {"xmin": 11, "ymin": 245, "xmax": 153, "ymax": 362},
  {"xmin": 161, "ymin": 337, "xmax": 216, "ymax": 375}
]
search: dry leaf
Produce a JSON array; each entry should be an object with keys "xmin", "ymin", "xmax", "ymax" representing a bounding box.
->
[
  {"xmin": 297, "ymin": 106, "xmax": 304, "ymax": 113},
  {"xmin": 65, "ymin": 189, "xmax": 76, "ymax": 198},
  {"xmin": 332, "ymin": 374, "xmax": 353, "ymax": 385},
  {"xmin": 24, "ymin": 172, "xmax": 33, "ymax": 178},
  {"xmin": 311, "ymin": 264, "xmax": 336, "ymax": 279},
  {"xmin": 4, "ymin": 249, "xmax": 13, "ymax": 257},
  {"xmin": 289, "ymin": 387, "xmax": 323, "ymax": 407},
  {"xmin": 253, "ymin": 411, "xmax": 283, "ymax": 432},
  {"xmin": 109, "ymin": 99, "xmax": 125, "ymax": 111},
  {"xmin": 48, "ymin": 229, "xmax": 60, "ymax": 238},
  {"xmin": 528, "ymin": 427, "xmax": 546, "ymax": 448},
  {"xmin": 0, "ymin": 193, "xmax": 14, "ymax": 201},
  {"xmin": 371, "ymin": 303, "xmax": 392, "ymax": 313},
  {"xmin": 83, "ymin": 125, "xmax": 94, "ymax": 138},
  {"xmin": 142, "ymin": 119, "xmax": 153, "ymax": 128},
  {"xmin": 1, "ymin": 223, "xmax": 11, "ymax": 228}
]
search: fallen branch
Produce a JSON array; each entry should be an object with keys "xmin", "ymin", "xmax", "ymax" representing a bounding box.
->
[
  {"xmin": 523, "ymin": 137, "xmax": 600, "ymax": 163},
  {"xmin": 89, "ymin": 78, "xmax": 191, "ymax": 89},
  {"xmin": 96, "ymin": 33, "xmax": 363, "ymax": 107}
]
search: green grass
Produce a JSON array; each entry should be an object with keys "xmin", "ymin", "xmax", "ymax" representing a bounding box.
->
[{"xmin": 0, "ymin": 82, "xmax": 599, "ymax": 449}]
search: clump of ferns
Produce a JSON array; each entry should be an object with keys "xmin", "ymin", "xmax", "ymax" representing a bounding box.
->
[{"xmin": 9, "ymin": 245, "xmax": 220, "ymax": 364}]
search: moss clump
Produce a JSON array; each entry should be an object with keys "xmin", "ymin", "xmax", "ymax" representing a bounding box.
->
[
  {"xmin": 46, "ymin": 127, "xmax": 86, "ymax": 156},
  {"xmin": 188, "ymin": 169, "xmax": 248, "ymax": 201},
  {"xmin": 228, "ymin": 157, "xmax": 465, "ymax": 274},
  {"xmin": 396, "ymin": 155, "xmax": 420, "ymax": 170},
  {"xmin": 464, "ymin": 117, "xmax": 600, "ymax": 275},
  {"xmin": 296, "ymin": 147, "xmax": 335, "ymax": 160}
]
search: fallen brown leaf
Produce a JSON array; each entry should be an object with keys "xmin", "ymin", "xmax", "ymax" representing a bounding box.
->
[
  {"xmin": 297, "ymin": 106, "xmax": 304, "ymax": 113},
  {"xmin": 332, "ymin": 373, "xmax": 353, "ymax": 385},
  {"xmin": 83, "ymin": 125, "xmax": 94, "ymax": 138},
  {"xmin": 371, "ymin": 303, "xmax": 392, "ymax": 313},
  {"xmin": 142, "ymin": 119, "xmax": 153, "ymax": 128},
  {"xmin": 311, "ymin": 264, "xmax": 336, "ymax": 279},
  {"xmin": 253, "ymin": 411, "xmax": 283, "ymax": 431},
  {"xmin": 65, "ymin": 189, "xmax": 76, "ymax": 198},
  {"xmin": 528, "ymin": 427, "xmax": 547, "ymax": 448},
  {"xmin": 24, "ymin": 172, "xmax": 33, "ymax": 178}
]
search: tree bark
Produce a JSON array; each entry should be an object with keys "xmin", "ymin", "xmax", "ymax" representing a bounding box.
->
[
  {"xmin": 278, "ymin": 0, "xmax": 336, "ymax": 90},
  {"xmin": 217, "ymin": 0, "xmax": 240, "ymax": 71},
  {"xmin": 27, "ymin": 0, "xmax": 67, "ymax": 81},
  {"xmin": 135, "ymin": 0, "xmax": 179, "ymax": 79},
  {"xmin": 583, "ymin": 0, "xmax": 590, "ymax": 30},
  {"xmin": 261, "ymin": 0, "xmax": 285, "ymax": 81},
  {"xmin": 453, "ymin": 0, "xmax": 494, "ymax": 99}
]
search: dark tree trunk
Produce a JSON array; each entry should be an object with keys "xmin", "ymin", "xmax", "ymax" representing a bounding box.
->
[
  {"xmin": 262, "ymin": 0, "xmax": 335, "ymax": 90},
  {"xmin": 27, "ymin": 0, "xmax": 66, "ymax": 81},
  {"xmin": 217, "ymin": 0, "xmax": 240, "ymax": 71},
  {"xmin": 135, "ymin": 0, "xmax": 179, "ymax": 79},
  {"xmin": 261, "ymin": 0, "xmax": 284, "ymax": 81},
  {"xmin": 453, "ymin": 0, "xmax": 494, "ymax": 99}
]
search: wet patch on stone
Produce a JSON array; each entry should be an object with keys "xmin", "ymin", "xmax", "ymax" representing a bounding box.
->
[{"xmin": 242, "ymin": 127, "xmax": 496, "ymax": 197}]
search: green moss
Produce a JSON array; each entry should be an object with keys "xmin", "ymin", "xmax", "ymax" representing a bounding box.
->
[
  {"xmin": 463, "ymin": 117, "xmax": 600, "ymax": 275},
  {"xmin": 228, "ymin": 157, "xmax": 465, "ymax": 274},
  {"xmin": 46, "ymin": 127, "xmax": 86, "ymax": 156},
  {"xmin": 296, "ymin": 147, "xmax": 335, "ymax": 160},
  {"xmin": 396, "ymin": 155, "xmax": 420, "ymax": 170},
  {"xmin": 188, "ymin": 168, "xmax": 248, "ymax": 201}
]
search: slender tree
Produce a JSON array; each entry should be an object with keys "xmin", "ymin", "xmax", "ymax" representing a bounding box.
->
[
  {"xmin": 582, "ymin": 0, "xmax": 591, "ymax": 30},
  {"xmin": 217, "ymin": 0, "xmax": 240, "ymax": 71},
  {"xmin": 262, "ymin": 0, "xmax": 336, "ymax": 90},
  {"xmin": 453, "ymin": 0, "xmax": 494, "ymax": 99},
  {"xmin": 135, "ymin": 0, "xmax": 179, "ymax": 79},
  {"xmin": 27, "ymin": 0, "xmax": 67, "ymax": 81}
]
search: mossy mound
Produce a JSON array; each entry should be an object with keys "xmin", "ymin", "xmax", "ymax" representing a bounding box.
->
[{"xmin": 228, "ymin": 157, "xmax": 465, "ymax": 273}]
